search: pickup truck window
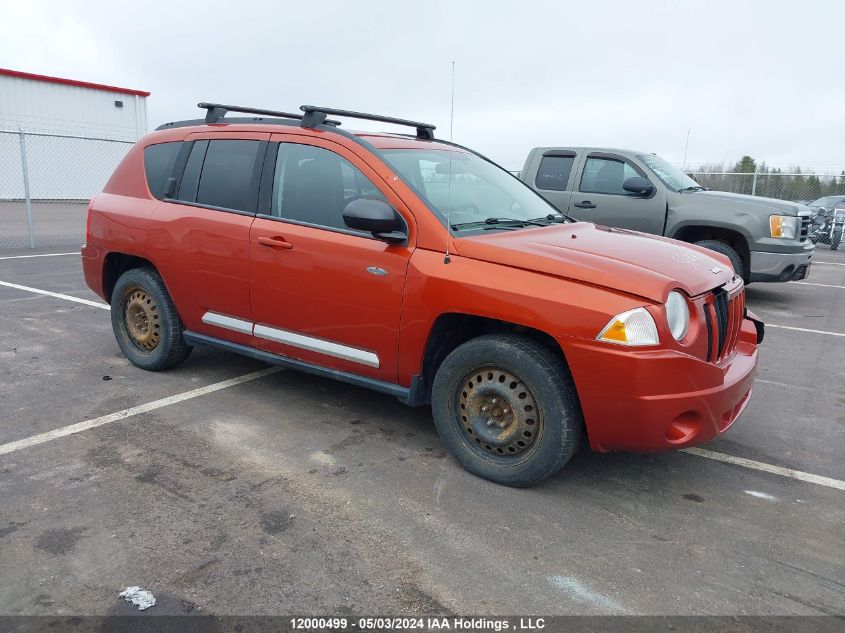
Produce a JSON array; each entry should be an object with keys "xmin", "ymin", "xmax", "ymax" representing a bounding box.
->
[
  {"xmin": 536, "ymin": 155, "xmax": 575, "ymax": 191},
  {"xmin": 272, "ymin": 143, "xmax": 386, "ymax": 232},
  {"xmin": 382, "ymin": 149, "xmax": 557, "ymax": 229},
  {"xmin": 580, "ymin": 157, "xmax": 639, "ymax": 195},
  {"xmin": 637, "ymin": 154, "xmax": 701, "ymax": 192}
]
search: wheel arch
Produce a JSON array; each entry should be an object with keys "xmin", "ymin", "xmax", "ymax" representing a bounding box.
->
[
  {"xmin": 102, "ymin": 252, "xmax": 159, "ymax": 303},
  {"xmin": 415, "ymin": 312, "xmax": 572, "ymax": 405}
]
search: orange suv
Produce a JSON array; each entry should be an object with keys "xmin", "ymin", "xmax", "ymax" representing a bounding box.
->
[{"xmin": 81, "ymin": 102, "xmax": 763, "ymax": 486}]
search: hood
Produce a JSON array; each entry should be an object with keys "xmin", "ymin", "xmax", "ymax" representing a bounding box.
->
[
  {"xmin": 689, "ymin": 190, "xmax": 807, "ymax": 215},
  {"xmin": 454, "ymin": 223, "xmax": 736, "ymax": 303}
]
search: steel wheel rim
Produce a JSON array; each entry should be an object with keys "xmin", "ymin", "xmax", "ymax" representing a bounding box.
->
[
  {"xmin": 457, "ymin": 366, "xmax": 541, "ymax": 457},
  {"xmin": 124, "ymin": 288, "xmax": 160, "ymax": 351}
]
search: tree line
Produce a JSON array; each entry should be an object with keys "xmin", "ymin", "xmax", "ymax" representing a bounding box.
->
[{"xmin": 687, "ymin": 156, "xmax": 845, "ymax": 201}]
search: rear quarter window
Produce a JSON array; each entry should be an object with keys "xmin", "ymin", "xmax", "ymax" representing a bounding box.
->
[
  {"xmin": 143, "ymin": 142, "xmax": 182, "ymax": 199},
  {"xmin": 535, "ymin": 155, "xmax": 575, "ymax": 191}
]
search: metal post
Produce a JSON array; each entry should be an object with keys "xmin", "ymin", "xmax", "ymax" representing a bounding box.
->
[
  {"xmin": 18, "ymin": 131, "xmax": 35, "ymax": 248},
  {"xmin": 751, "ymin": 168, "xmax": 758, "ymax": 197}
]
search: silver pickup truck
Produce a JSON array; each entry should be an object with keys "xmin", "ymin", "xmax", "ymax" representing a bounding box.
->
[{"xmin": 519, "ymin": 147, "xmax": 814, "ymax": 282}]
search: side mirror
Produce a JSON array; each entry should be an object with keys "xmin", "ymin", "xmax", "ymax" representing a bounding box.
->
[
  {"xmin": 623, "ymin": 176, "xmax": 655, "ymax": 196},
  {"xmin": 343, "ymin": 199, "xmax": 407, "ymax": 244}
]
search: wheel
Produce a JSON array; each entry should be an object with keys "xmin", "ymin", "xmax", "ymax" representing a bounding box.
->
[
  {"xmin": 111, "ymin": 267, "xmax": 192, "ymax": 371},
  {"xmin": 831, "ymin": 232, "xmax": 841, "ymax": 250},
  {"xmin": 431, "ymin": 334, "xmax": 583, "ymax": 487},
  {"xmin": 694, "ymin": 240, "xmax": 745, "ymax": 281}
]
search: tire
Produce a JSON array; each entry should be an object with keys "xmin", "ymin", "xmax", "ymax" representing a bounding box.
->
[
  {"xmin": 694, "ymin": 240, "xmax": 745, "ymax": 281},
  {"xmin": 111, "ymin": 267, "xmax": 192, "ymax": 371},
  {"xmin": 831, "ymin": 231, "xmax": 841, "ymax": 250},
  {"xmin": 431, "ymin": 334, "xmax": 583, "ymax": 487}
]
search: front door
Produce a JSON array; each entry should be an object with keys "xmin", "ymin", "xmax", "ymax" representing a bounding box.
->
[
  {"xmin": 567, "ymin": 153, "xmax": 666, "ymax": 234},
  {"xmin": 249, "ymin": 135, "xmax": 414, "ymax": 383}
]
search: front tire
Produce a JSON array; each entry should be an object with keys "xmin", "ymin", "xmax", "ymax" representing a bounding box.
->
[
  {"xmin": 111, "ymin": 267, "xmax": 192, "ymax": 371},
  {"xmin": 431, "ymin": 334, "xmax": 583, "ymax": 487}
]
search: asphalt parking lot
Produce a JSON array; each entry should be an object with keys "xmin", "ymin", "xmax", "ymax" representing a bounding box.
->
[{"xmin": 0, "ymin": 247, "xmax": 843, "ymax": 618}]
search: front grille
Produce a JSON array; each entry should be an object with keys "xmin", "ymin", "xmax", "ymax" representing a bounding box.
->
[
  {"xmin": 705, "ymin": 285, "xmax": 745, "ymax": 363},
  {"xmin": 800, "ymin": 214, "xmax": 811, "ymax": 242}
]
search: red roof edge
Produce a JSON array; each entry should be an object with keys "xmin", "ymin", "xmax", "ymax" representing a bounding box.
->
[{"xmin": 0, "ymin": 67, "xmax": 150, "ymax": 97}]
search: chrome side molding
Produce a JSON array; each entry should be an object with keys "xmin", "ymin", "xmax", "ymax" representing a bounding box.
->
[{"xmin": 201, "ymin": 311, "xmax": 379, "ymax": 368}]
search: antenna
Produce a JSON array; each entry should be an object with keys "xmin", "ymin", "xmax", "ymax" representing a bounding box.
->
[
  {"xmin": 682, "ymin": 126, "xmax": 691, "ymax": 172},
  {"xmin": 445, "ymin": 61, "xmax": 455, "ymax": 264},
  {"xmin": 450, "ymin": 61, "xmax": 456, "ymax": 142}
]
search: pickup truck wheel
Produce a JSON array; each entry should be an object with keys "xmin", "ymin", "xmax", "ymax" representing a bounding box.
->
[
  {"xmin": 694, "ymin": 240, "xmax": 745, "ymax": 281},
  {"xmin": 431, "ymin": 334, "xmax": 582, "ymax": 487},
  {"xmin": 111, "ymin": 268, "xmax": 192, "ymax": 371}
]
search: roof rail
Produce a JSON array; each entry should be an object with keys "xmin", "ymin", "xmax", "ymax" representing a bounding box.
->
[
  {"xmin": 299, "ymin": 105, "xmax": 436, "ymax": 140},
  {"xmin": 196, "ymin": 102, "xmax": 341, "ymax": 126}
]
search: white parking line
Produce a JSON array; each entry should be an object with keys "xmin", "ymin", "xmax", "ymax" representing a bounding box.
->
[
  {"xmin": 792, "ymin": 281, "xmax": 845, "ymax": 290},
  {"xmin": 756, "ymin": 378, "xmax": 811, "ymax": 390},
  {"xmin": 0, "ymin": 252, "xmax": 78, "ymax": 260},
  {"xmin": 812, "ymin": 260, "xmax": 845, "ymax": 266},
  {"xmin": 0, "ymin": 280, "xmax": 109, "ymax": 310},
  {"xmin": 682, "ymin": 447, "xmax": 845, "ymax": 491},
  {"xmin": 767, "ymin": 323, "xmax": 845, "ymax": 337},
  {"xmin": 0, "ymin": 367, "xmax": 281, "ymax": 456}
]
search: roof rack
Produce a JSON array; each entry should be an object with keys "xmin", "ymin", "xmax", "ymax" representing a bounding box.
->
[
  {"xmin": 196, "ymin": 102, "xmax": 341, "ymax": 126},
  {"xmin": 300, "ymin": 105, "xmax": 436, "ymax": 140}
]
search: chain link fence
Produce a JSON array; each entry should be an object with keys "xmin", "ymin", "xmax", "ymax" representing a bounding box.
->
[
  {"xmin": 0, "ymin": 130, "xmax": 133, "ymax": 249},
  {"xmin": 684, "ymin": 171, "xmax": 845, "ymax": 203}
]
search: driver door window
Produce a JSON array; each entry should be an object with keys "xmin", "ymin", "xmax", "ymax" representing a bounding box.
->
[
  {"xmin": 580, "ymin": 157, "xmax": 639, "ymax": 195},
  {"xmin": 272, "ymin": 143, "xmax": 386, "ymax": 231}
]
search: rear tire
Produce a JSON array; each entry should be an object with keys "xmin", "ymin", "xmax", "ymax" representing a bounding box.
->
[
  {"xmin": 111, "ymin": 267, "xmax": 192, "ymax": 371},
  {"xmin": 694, "ymin": 240, "xmax": 745, "ymax": 281},
  {"xmin": 431, "ymin": 334, "xmax": 582, "ymax": 487}
]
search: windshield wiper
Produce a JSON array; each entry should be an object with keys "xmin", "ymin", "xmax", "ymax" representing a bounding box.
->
[
  {"xmin": 531, "ymin": 213, "xmax": 576, "ymax": 224},
  {"xmin": 679, "ymin": 186, "xmax": 707, "ymax": 192},
  {"xmin": 451, "ymin": 217, "xmax": 549, "ymax": 230}
]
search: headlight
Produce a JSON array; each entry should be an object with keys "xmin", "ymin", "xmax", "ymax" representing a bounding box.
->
[
  {"xmin": 769, "ymin": 215, "xmax": 798, "ymax": 239},
  {"xmin": 665, "ymin": 291, "xmax": 690, "ymax": 340},
  {"xmin": 597, "ymin": 307, "xmax": 659, "ymax": 346},
  {"xmin": 835, "ymin": 211, "xmax": 845, "ymax": 222}
]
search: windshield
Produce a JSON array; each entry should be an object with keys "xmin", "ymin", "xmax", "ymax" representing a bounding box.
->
[
  {"xmin": 381, "ymin": 148, "xmax": 564, "ymax": 230},
  {"xmin": 637, "ymin": 154, "xmax": 701, "ymax": 192}
]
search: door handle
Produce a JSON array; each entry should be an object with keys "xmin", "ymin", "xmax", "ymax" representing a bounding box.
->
[
  {"xmin": 257, "ymin": 236, "xmax": 293, "ymax": 249},
  {"xmin": 574, "ymin": 200, "xmax": 596, "ymax": 209}
]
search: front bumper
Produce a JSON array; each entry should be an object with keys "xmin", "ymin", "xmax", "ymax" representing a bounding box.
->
[
  {"xmin": 750, "ymin": 249, "xmax": 813, "ymax": 282},
  {"xmin": 561, "ymin": 315, "xmax": 760, "ymax": 453}
]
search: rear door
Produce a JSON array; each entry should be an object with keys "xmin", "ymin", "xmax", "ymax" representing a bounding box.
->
[
  {"xmin": 154, "ymin": 132, "xmax": 269, "ymax": 346},
  {"xmin": 529, "ymin": 150, "xmax": 581, "ymax": 213},
  {"xmin": 248, "ymin": 134, "xmax": 414, "ymax": 383},
  {"xmin": 567, "ymin": 152, "xmax": 666, "ymax": 234}
]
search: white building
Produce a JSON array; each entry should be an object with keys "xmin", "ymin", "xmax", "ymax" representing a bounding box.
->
[
  {"xmin": 0, "ymin": 67, "xmax": 149, "ymax": 140},
  {"xmin": 0, "ymin": 68, "xmax": 149, "ymax": 200}
]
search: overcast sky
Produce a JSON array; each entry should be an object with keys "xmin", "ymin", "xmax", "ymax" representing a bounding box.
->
[{"xmin": 1, "ymin": 0, "xmax": 842, "ymax": 172}]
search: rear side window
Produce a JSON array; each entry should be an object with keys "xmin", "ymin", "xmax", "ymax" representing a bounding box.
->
[
  {"xmin": 195, "ymin": 140, "xmax": 263, "ymax": 212},
  {"xmin": 143, "ymin": 142, "xmax": 182, "ymax": 199},
  {"xmin": 535, "ymin": 154, "xmax": 575, "ymax": 191}
]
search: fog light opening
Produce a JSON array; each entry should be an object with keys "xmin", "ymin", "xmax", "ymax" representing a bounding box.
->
[{"xmin": 666, "ymin": 411, "xmax": 701, "ymax": 444}]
